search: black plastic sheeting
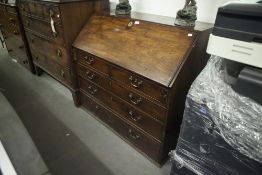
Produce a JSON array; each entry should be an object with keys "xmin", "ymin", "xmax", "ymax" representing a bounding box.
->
[{"xmin": 170, "ymin": 56, "xmax": 262, "ymax": 175}]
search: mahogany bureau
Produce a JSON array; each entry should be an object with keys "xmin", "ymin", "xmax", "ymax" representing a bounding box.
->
[
  {"xmin": 18, "ymin": 0, "xmax": 109, "ymax": 102},
  {"xmin": 0, "ymin": 1, "xmax": 34, "ymax": 72},
  {"xmin": 73, "ymin": 14, "xmax": 213, "ymax": 166}
]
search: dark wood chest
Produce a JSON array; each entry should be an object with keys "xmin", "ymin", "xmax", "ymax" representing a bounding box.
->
[
  {"xmin": 73, "ymin": 14, "xmax": 212, "ymax": 166},
  {"xmin": 0, "ymin": 2, "xmax": 34, "ymax": 72},
  {"xmin": 18, "ymin": 0, "xmax": 109, "ymax": 93}
]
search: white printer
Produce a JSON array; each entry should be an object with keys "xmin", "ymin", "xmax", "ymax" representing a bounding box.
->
[{"xmin": 207, "ymin": 1, "xmax": 262, "ymax": 105}]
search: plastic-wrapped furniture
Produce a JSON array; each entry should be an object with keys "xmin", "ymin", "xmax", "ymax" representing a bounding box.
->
[{"xmin": 170, "ymin": 56, "xmax": 262, "ymax": 175}]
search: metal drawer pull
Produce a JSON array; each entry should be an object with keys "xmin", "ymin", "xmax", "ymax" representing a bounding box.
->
[
  {"xmin": 61, "ymin": 70, "xmax": 65, "ymax": 78},
  {"xmin": 129, "ymin": 93, "xmax": 142, "ymax": 105},
  {"xmin": 49, "ymin": 9, "xmax": 57, "ymax": 37},
  {"xmin": 129, "ymin": 76, "xmax": 143, "ymax": 88},
  {"xmin": 128, "ymin": 129, "xmax": 140, "ymax": 140},
  {"xmin": 84, "ymin": 56, "xmax": 94, "ymax": 65},
  {"xmin": 88, "ymin": 85, "xmax": 98, "ymax": 95},
  {"xmin": 13, "ymin": 30, "xmax": 19, "ymax": 35},
  {"xmin": 86, "ymin": 71, "xmax": 96, "ymax": 80},
  {"xmin": 57, "ymin": 49, "xmax": 62, "ymax": 57},
  {"xmin": 128, "ymin": 110, "xmax": 142, "ymax": 122},
  {"xmin": 9, "ymin": 18, "xmax": 15, "ymax": 24}
]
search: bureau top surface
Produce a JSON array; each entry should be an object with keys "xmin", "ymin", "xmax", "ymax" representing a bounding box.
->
[{"xmin": 73, "ymin": 15, "xmax": 198, "ymax": 87}]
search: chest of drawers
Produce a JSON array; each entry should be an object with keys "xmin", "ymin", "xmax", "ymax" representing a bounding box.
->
[
  {"xmin": 18, "ymin": 0, "xmax": 109, "ymax": 102},
  {"xmin": 0, "ymin": 2, "xmax": 34, "ymax": 72},
  {"xmin": 73, "ymin": 14, "xmax": 213, "ymax": 166}
]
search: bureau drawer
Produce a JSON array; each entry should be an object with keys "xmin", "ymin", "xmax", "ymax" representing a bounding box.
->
[
  {"xmin": 80, "ymin": 91, "xmax": 161, "ymax": 161},
  {"xmin": 110, "ymin": 81, "xmax": 167, "ymax": 123},
  {"xmin": 77, "ymin": 63, "xmax": 110, "ymax": 90},
  {"xmin": 76, "ymin": 50, "xmax": 110, "ymax": 75},
  {"xmin": 31, "ymin": 50, "xmax": 72, "ymax": 87},
  {"xmin": 111, "ymin": 67, "xmax": 168, "ymax": 107},
  {"xmin": 27, "ymin": 32, "xmax": 69, "ymax": 67},
  {"xmin": 80, "ymin": 91, "xmax": 111, "ymax": 126},
  {"xmin": 79, "ymin": 77, "xmax": 164, "ymax": 141},
  {"xmin": 22, "ymin": 15, "xmax": 64, "ymax": 44},
  {"xmin": 19, "ymin": 1, "xmax": 61, "ymax": 23}
]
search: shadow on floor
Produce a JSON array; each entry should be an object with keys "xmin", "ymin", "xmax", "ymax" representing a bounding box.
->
[{"xmin": 0, "ymin": 57, "xmax": 113, "ymax": 175}]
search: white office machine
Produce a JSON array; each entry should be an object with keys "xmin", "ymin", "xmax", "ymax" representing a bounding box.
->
[{"xmin": 207, "ymin": 1, "xmax": 262, "ymax": 105}]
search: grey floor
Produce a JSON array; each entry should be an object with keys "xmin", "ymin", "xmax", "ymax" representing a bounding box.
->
[{"xmin": 0, "ymin": 46, "xmax": 172, "ymax": 175}]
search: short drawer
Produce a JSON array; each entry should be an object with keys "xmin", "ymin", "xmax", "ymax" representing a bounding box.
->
[
  {"xmin": 27, "ymin": 32, "xmax": 69, "ymax": 67},
  {"xmin": 19, "ymin": 1, "xmax": 61, "ymax": 23},
  {"xmin": 22, "ymin": 15, "xmax": 64, "ymax": 44},
  {"xmin": 110, "ymin": 81, "xmax": 167, "ymax": 123},
  {"xmin": 80, "ymin": 91, "xmax": 111, "ymax": 125},
  {"xmin": 80, "ymin": 91, "xmax": 161, "ymax": 161},
  {"xmin": 76, "ymin": 49, "xmax": 110, "ymax": 76},
  {"xmin": 111, "ymin": 66, "xmax": 169, "ymax": 107},
  {"xmin": 77, "ymin": 63, "xmax": 110, "ymax": 90},
  {"xmin": 79, "ymin": 77, "xmax": 164, "ymax": 141},
  {"xmin": 31, "ymin": 50, "xmax": 73, "ymax": 87}
]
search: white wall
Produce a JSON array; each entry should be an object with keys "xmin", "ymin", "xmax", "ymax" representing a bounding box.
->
[{"xmin": 110, "ymin": 0, "xmax": 258, "ymax": 23}]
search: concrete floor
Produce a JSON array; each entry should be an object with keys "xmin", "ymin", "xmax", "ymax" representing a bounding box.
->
[{"xmin": 0, "ymin": 46, "xmax": 172, "ymax": 175}]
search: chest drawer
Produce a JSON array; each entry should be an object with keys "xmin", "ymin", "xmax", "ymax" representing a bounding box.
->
[
  {"xmin": 79, "ymin": 77, "xmax": 164, "ymax": 141},
  {"xmin": 19, "ymin": 1, "xmax": 61, "ymax": 24},
  {"xmin": 111, "ymin": 67, "xmax": 168, "ymax": 107},
  {"xmin": 0, "ymin": 5, "xmax": 16, "ymax": 14},
  {"xmin": 77, "ymin": 63, "xmax": 110, "ymax": 90},
  {"xmin": 31, "ymin": 50, "xmax": 72, "ymax": 87},
  {"xmin": 110, "ymin": 81, "xmax": 167, "ymax": 123},
  {"xmin": 22, "ymin": 15, "xmax": 64, "ymax": 44},
  {"xmin": 27, "ymin": 32, "xmax": 69, "ymax": 67},
  {"xmin": 80, "ymin": 91, "xmax": 161, "ymax": 161},
  {"xmin": 77, "ymin": 50, "xmax": 110, "ymax": 76}
]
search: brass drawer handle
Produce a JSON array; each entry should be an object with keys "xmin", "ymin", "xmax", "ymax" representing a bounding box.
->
[
  {"xmin": 129, "ymin": 93, "xmax": 142, "ymax": 105},
  {"xmin": 84, "ymin": 56, "xmax": 94, "ymax": 65},
  {"xmin": 88, "ymin": 85, "xmax": 98, "ymax": 95},
  {"xmin": 129, "ymin": 76, "xmax": 143, "ymax": 88},
  {"xmin": 57, "ymin": 49, "xmax": 62, "ymax": 57},
  {"xmin": 13, "ymin": 30, "xmax": 19, "ymax": 35},
  {"xmin": 61, "ymin": 70, "xmax": 65, "ymax": 78},
  {"xmin": 49, "ymin": 9, "xmax": 58, "ymax": 37},
  {"xmin": 9, "ymin": 18, "xmax": 15, "ymax": 23},
  {"xmin": 128, "ymin": 110, "xmax": 142, "ymax": 122},
  {"xmin": 128, "ymin": 129, "xmax": 140, "ymax": 140},
  {"xmin": 86, "ymin": 71, "xmax": 96, "ymax": 80}
]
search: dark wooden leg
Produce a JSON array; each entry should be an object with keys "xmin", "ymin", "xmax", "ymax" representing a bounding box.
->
[
  {"xmin": 72, "ymin": 90, "xmax": 81, "ymax": 107},
  {"xmin": 34, "ymin": 65, "xmax": 43, "ymax": 76}
]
